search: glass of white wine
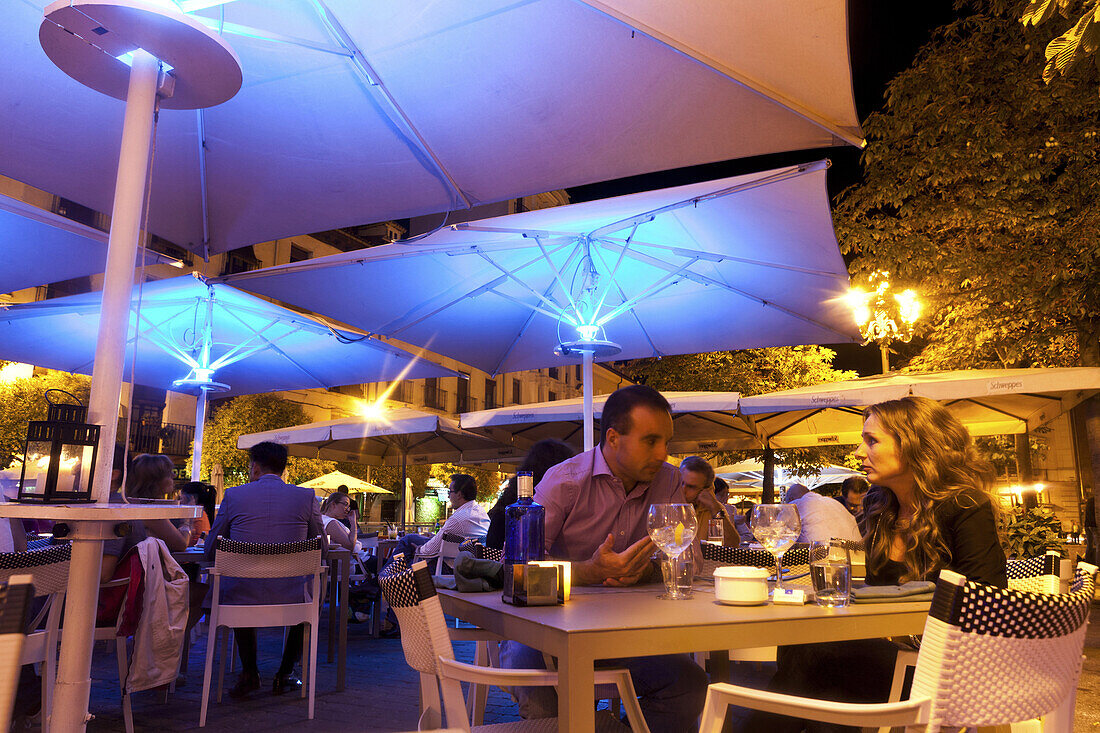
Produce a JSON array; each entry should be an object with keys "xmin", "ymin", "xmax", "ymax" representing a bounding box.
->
[
  {"xmin": 750, "ymin": 504, "xmax": 801, "ymax": 593},
  {"xmin": 646, "ymin": 503, "xmax": 698, "ymax": 600}
]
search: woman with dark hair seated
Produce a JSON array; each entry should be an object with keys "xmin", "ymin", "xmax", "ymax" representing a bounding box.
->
[
  {"xmin": 748, "ymin": 396, "xmax": 1006, "ymax": 733},
  {"xmin": 486, "ymin": 438, "xmax": 576, "ymax": 550},
  {"xmin": 179, "ymin": 481, "xmax": 217, "ymax": 547}
]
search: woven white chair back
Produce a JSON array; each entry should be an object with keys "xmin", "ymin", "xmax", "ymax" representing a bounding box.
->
[
  {"xmin": 212, "ymin": 537, "xmax": 322, "ymax": 579},
  {"xmin": 379, "ymin": 556, "xmax": 455, "ymax": 676},
  {"xmin": 1006, "ymin": 551, "xmax": 1062, "ymax": 595},
  {"xmin": 0, "ymin": 545, "xmax": 71, "ymax": 596},
  {"xmin": 912, "ymin": 564, "xmax": 1096, "ymax": 729}
]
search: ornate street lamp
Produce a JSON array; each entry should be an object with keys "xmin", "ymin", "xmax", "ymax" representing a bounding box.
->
[
  {"xmin": 845, "ymin": 270, "xmax": 922, "ymax": 373},
  {"xmin": 17, "ymin": 389, "xmax": 100, "ymax": 503}
]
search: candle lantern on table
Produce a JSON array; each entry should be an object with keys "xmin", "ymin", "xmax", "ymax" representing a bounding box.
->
[{"xmin": 17, "ymin": 389, "xmax": 100, "ymax": 504}]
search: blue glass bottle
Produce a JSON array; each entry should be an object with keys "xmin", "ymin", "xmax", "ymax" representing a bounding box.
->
[{"xmin": 503, "ymin": 471, "xmax": 544, "ymax": 565}]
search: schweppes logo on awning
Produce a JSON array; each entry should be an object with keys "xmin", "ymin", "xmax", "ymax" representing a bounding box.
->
[
  {"xmin": 816, "ymin": 435, "xmax": 840, "ymax": 444},
  {"xmin": 809, "ymin": 395, "xmax": 843, "ymax": 406}
]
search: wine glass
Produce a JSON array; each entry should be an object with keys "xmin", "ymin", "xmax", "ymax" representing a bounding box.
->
[
  {"xmin": 646, "ymin": 503, "xmax": 698, "ymax": 599},
  {"xmin": 750, "ymin": 504, "xmax": 801, "ymax": 593}
]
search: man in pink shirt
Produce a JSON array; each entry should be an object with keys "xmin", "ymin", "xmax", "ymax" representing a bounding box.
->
[{"xmin": 501, "ymin": 385, "xmax": 707, "ymax": 730}]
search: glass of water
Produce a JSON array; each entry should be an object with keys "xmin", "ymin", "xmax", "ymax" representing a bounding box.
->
[{"xmin": 809, "ymin": 539, "xmax": 852, "ymax": 607}]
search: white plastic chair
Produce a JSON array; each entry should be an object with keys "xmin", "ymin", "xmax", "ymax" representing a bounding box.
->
[
  {"xmin": 0, "ymin": 544, "xmax": 70, "ymax": 733},
  {"xmin": 0, "ymin": 575, "xmax": 35, "ymax": 733},
  {"xmin": 379, "ymin": 556, "xmax": 650, "ymax": 732},
  {"xmin": 199, "ymin": 536, "xmax": 323, "ymax": 726},
  {"xmin": 699, "ymin": 563, "xmax": 1098, "ymax": 733}
]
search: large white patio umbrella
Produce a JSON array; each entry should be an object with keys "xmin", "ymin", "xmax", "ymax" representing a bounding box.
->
[
  {"xmin": 738, "ymin": 368, "xmax": 1100, "ymax": 448},
  {"xmin": 237, "ymin": 408, "xmax": 507, "ymax": 525},
  {"xmin": 229, "ymin": 161, "xmax": 859, "ymax": 450},
  {"xmin": 3, "ymin": 1, "xmax": 864, "ymax": 260},
  {"xmin": 0, "ymin": 274, "xmax": 453, "ymax": 478},
  {"xmin": 713, "ymin": 459, "xmax": 862, "ymax": 492},
  {"xmin": 460, "ymin": 391, "xmax": 758, "ymax": 454}
]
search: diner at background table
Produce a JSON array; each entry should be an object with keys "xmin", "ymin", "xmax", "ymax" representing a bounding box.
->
[
  {"xmin": 501, "ymin": 385, "xmax": 708, "ymax": 731},
  {"xmin": 680, "ymin": 455, "xmax": 738, "ymax": 545},
  {"xmin": 485, "ymin": 438, "xmax": 576, "ymax": 551},
  {"xmin": 395, "ymin": 473, "xmax": 489, "ymax": 568},
  {"xmin": 748, "ymin": 395, "xmax": 1008, "ymax": 733},
  {"xmin": 784, "ymin": 483, "xmax": 861, "ymax": 544},
  {"xmin": 204, "ymin": 441, "xmax": 327, "ymax": 699}
]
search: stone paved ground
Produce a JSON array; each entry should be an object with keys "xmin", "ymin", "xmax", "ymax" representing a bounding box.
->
[{"xmin": 72, "ymin": 604, "xmax": 1100, "ymax": 731}]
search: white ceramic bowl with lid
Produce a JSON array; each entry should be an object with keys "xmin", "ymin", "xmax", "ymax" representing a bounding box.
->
[{"xmin": 713, "ymin": 565, "xmax": 769, "ymax": 606}]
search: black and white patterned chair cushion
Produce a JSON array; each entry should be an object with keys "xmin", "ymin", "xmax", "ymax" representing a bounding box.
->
[
  {"xmin": 379, "ymin": 555, "xmax": 420, "ymax": 609},
  {"xmin": 440, "ymin": 531, "xmax": 466, "ymax": 544},
  {"xmin": 932, "ymin": 567, "xmax": 1094, "ymax": 639},
  {"xmin": 0, "ymin": 545, "xmax": 71, "ymax": 570},
  {"xmin": 25, "ymin": 538, "xmax": 56, "ymax": 551},
  {"xmin": 214, "ymin": 536, "xmax": 321, "ymax": 555},
  {"xmin": 457, "ymin": 539, "xmax": 503, "ymax": 563},
  {"xmin": 701, "ymin": 543, "xmax": 774, "ymax": 568}
]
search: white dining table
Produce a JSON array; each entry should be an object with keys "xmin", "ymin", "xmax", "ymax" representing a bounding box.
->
[
  {"xmin": 437, "ymin": 582, "xmax": 930, "ymax": 732},
  {"xmin": 0, "ymin": 502, "xmax": 201, "ymax": 731}
]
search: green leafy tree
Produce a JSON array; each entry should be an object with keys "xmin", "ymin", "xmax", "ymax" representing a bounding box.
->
[
  {"xmin": 1020, "ymin": 0, "xmax": 1100, "ymax": 90},
  {"xmin": 0, "ymin": 368, "xmax": 91, "ymax": 469},
  {"xmin": 194, "ymin": 393, "xmax": 334, "ymax": 491}
]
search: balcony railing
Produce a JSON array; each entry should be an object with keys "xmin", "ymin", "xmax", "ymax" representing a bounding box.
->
[
  {"xmin": 423, "ymin": 385, "xmax": 448, "ymax": 411},
  {"xmin": 125, "ymin": 420, "xmax": 195, "ymax": 457}
]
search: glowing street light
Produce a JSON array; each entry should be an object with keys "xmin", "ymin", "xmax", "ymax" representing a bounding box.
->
[{"xmin": 845, "ymin": 270, "xmax": 922, "ymax": 373}]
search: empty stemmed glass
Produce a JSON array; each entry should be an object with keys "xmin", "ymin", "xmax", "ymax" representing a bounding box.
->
[
  {"xmin": 646, "ymin": 503, "xmax": 698, "ymax": 600},
  {"xmin": 750, "ymin": 504, "xmax": 801, "ymax": 593}
]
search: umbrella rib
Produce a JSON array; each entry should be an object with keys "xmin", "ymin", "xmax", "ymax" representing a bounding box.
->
[
  {"xmin": 940, "ymin": 398, "xmax": 1027, "ymax": 423},
  {"xmin": 476, "ymin": 249, "xmax": 575, "ymax": 324},
  {"xmin": 380, "ymin": 240, "xmax": 575, "ymax": 335},
  {"xmin": 594, "ymin": 257, "xmax": 699, "ymax": 328},
  {"xmin": 533, "ymin": 236, "xmax": 583, "ymax": 319},
  {"xmin": 599, "ymin": 241, "xmax": 855, "ymax": 341},
  {"xmin": 599, "ymin": 235, "xmax": 845, "ymax": 278},
  {"xmin": 570, "ymin": 2, "xmax": 863, "ymax": 147},
  {"xmin": 216, "ymin": 304, "xmax": 331, "ymax": 387},
  {"xmin": 590, "ymin": 222, "xmax": 640, "ymax": 319},
  {"xmin": 586, "ymin": 163, "xmax": 824, "ymax": 240},
  {"xmin": 308, "ymin": 0, "xmax": 473, "ymax": 211},
  {"xmin": 195, "ymin": 109, "xmax": 210, "ymax": 258},
  {"xmin": 188, "ymin": 16, "xmax": 353, "ymax": 57},
  {"xmin": 487, "ymin": 247, "xmax": 585, "ymax": 375}
]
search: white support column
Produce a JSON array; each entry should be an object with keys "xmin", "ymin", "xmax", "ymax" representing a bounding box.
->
[
  {"xmin": 87, "ymin": 49, "xmax": 160, "ymax": 504},
  {"xmin": 583, "ymin": 350, "xmax": 595, "ymax": 451}
]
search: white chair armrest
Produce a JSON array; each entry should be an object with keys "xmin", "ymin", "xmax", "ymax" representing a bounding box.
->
[
  {"xmin": 700, "ymin": 682, "xmax": 931, "ymax": 732},
  {"xmin": 439, "ymin": 656, "xmax": 561, "ymax": 687}
]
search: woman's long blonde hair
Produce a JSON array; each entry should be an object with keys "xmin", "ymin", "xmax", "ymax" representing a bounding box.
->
[
  {"xmin": 124, "ymin": 453, "xmax": 175, "ymax": 500},
  {"xmin": 862, "ymin": 396, "xmax": 996, "ymax": 582}
]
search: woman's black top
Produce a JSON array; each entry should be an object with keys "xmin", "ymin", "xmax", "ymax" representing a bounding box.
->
[
  {"xmin": 485, "ymin": 476, "xmax": 518, "ymax": 550},
  {"xmin": 866, "ymin": 486, "xmax": 1007, "ymax": 588}
]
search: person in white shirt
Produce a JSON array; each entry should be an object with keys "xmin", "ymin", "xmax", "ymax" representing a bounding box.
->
[
  {"xmin": 785, "ymin": 483, "xmax": 861, "ymax": 543},
  {"xmin": 396, "ymin": 473, "xmax": 489, "ymax": 566}
]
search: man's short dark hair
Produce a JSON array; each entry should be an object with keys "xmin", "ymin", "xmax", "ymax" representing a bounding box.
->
[
  {"xmin": 600, "ymin": 385, "xmax": 672, "ymax": 443},
  {"xmin": 679, "ymin": 456, "xmax": 715, "ymax": 484},
  {"xmin": 450, "ymin": 473, "xmax": 477, "ymax": 502},
  {"xmin": 336, "ymin": 484, "xmax": 350, "ymax": 494},
  {"xmin": 249, "ymin": 441, "xmax": 288, "ymax": 475},
  {"xmin": 841, "ymin": 476, "xmax": 869, "ymax": 497}
]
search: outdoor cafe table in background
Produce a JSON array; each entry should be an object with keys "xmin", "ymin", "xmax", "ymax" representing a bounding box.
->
[
  {"xmin": 326, "ymin": 547, "xmax": 350, "ymax": 690},
  {"xmin": 0, "ymin": 502, "xmax": 201, "ymax": 732},
  {"xmin": 437, "ymin": 583, "xmax": 930, "ymax": 733}
]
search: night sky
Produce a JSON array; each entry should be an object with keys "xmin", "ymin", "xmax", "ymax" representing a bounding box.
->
[{"xmin": 568, "ymin": 1, "xmax": 955, "ymax": 376}]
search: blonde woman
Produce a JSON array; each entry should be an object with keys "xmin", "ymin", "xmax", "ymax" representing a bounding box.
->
[{"xmin": 748, "ymin": 396, "xmax": 1006, "ymax": 733}]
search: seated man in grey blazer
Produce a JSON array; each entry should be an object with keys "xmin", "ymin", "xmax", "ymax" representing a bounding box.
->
[{"xmin": 205, "ymin": 441, "xmax": 326, "ymax": 698}]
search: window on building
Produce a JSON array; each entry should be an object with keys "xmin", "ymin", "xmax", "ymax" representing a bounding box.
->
[
  {"xmin": 148, "ymin": 235, "xmax": 193, "ymax": 267},
  {"xmin": 548, "ymin": 366, "xmax": 559, "ymax": 380},
  {"xmin": 289, "ymin": 243, "xmax": 311, "ymax": 263},
  {"xmin": 484, "ymin": 378, "xmax": 497, "ymax": 410},
  {"xmin": 54, "ymin": 197, "xmax": 104, "ymax": 230},
  {"xmin": 456, "ymin": 372, "xmax": 470, "ymax": 413},
  {"xmin": 424, "ymin": 377, "xmax": 445, "ymax": 410},
  {"xmin": 221, "ymin": 246, "xmax": 261, "ymax": 276},
  {"xmin": 575, "ymin": 365, "xmax": 583, "ymax": 382},
  {"xmin": 548, "ymin": 390, "xmax": 557, "ymax": 402},
  {"xmin": 512, "ymin": 379, "xmax": 522, "ymax": 405}
]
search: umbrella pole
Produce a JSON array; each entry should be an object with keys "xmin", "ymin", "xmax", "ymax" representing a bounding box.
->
[
  {"xmin": 86, "ymin": 49, "xmax": 160, "ymax": 504},
  {"xmin": 191, "ymin": 388, "xmax": 209, "ymax": 481},
  {"xmin": 58, "ymin": 49, "xmax": 159, "ymax": 733},
  {"xmin": 583, "ymin": 350, "xmax": 595, "ymax": 451},
  {"xmin": 401, "ymin": 453, "xmax": 408, "ymax": 531},
  {"xmin": 762, "ymin": 445, "xmax": 776, "ymax": 504}
]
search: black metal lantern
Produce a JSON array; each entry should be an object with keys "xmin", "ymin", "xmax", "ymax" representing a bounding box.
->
[{"xmin": 17, "ymin": 389, "xmax": 100, "ymax": 503}]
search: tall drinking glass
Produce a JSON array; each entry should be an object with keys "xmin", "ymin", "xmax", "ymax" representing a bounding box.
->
[
  {"xmin": 750, "ymin": 504, "xmax": 801, "ymax": 593},
  {"xmin": 646, "ymin": 503, "xmax": 698, "ymax": 600}
]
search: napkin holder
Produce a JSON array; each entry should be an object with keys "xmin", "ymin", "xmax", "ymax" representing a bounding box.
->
[{"xmin": 502, "ymin": 562, "xmax": 565, "ymax": 606}]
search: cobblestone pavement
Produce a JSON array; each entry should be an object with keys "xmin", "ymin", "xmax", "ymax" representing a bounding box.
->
[{"xmin": 60, "ymin": 604, "xmax": 1100, "ymax": 731}]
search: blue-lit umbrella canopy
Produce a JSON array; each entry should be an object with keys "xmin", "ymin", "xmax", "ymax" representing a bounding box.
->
[
  {"xmin": 1, "ymin": 1, "xmax": 863, "ymax": 258},
  {"xmin": 0, "ymin": 274, "xmax": 453, "ymax": 476},
  {"xmin": 229, "ymin": 161, "xmax": 858, "ymax": 448},
  {"xmin": 738, "ymin": 368, "xmax": 1100, "ymax": 449},
  {"xmin": 460, "ymin": 391, "xmax": 757, "ymax": 454}
]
